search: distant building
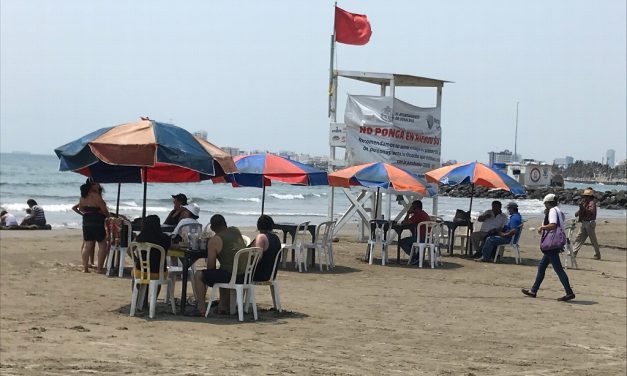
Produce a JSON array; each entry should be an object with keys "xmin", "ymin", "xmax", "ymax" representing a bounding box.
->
[
  {"xmin": 488, "ymin": 149, "xmax": 513, "ymax": 166},
  {"xmin": 193, "ymin": 130, "xmax": 207, "ymax": 141},
  {"xmin": 221, "ymin": 146, "xmax": 240, "ymax": 156},
  {"xmin": 606, "ymin": 149, "xmax": 616, "ymax": 167},
  {"xmin": 553, "ymin": 156, "xmax": 574, "ymax": 168}
]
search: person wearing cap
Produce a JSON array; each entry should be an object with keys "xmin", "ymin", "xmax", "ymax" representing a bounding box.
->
[
  {"xmin": 522, "ymin": 194, "xmax": 575, "ymax": 301},
  {"xmin": 1, "ymin": 209, "xmax": 18, "ymax": 228},
  {"xmin": 171, "ymin": 202, "xmax": 201, "ymax": 239},
  {"xmin": 475, "ymin": 201, "xmax": 523, "ymax": 262},
  {"xmin": 573, "ymin": 188, "xmax": 601, "ymax": 260},
  {"xmin": 470, "ymin": 200, "xmax": 508, "ymax": 258},
  {"xmin": 164, "ymin": 193, "xmax": 188, "ymax": 226}
]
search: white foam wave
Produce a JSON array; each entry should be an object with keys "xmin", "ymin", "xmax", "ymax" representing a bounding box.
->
[
  {"xmin": 234, "ymin": 197, "xmax": 261, "ymax": 203},
  {"xmin": 270, "ymin": 193, "xmax": 304, "ymax": 200}
]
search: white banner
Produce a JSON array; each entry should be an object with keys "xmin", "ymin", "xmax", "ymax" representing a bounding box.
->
[{"xmin": 344, "ymin": 95, "xmax": 442, "ymax": 174}]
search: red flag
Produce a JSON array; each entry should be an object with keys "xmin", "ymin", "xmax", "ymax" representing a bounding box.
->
[{"xmin": 335, "ymin": 7, "xmax": 372, "ymax": 45}]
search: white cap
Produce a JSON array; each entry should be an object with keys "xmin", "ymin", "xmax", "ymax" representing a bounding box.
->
[
  {"xmin": 543, "ymin": 193, "xmax": 557, "ymax": 203},
  {"xmin": 183, "ymin": 203, "xmax": 200, "ymax": 217}
]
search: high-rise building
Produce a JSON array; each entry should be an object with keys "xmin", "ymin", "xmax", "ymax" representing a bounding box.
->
[
  {"xmin": 553, "ymin": 156, "xmax": 574, "ymax": 168},
  {"xmin": 488, "ymin": 149, "xmax": 513, "ymax": 166},
  {"xmin": 606, "ymin": 149, "xmax": 616, "ymax": 167}
]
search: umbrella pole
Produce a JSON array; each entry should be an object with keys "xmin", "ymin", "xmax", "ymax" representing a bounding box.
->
[
  {"xmin": 115, "ymin": 182, "xmax": 121, "ymax": 216},
  {"xmin": 469, "ymin": 183, "xmax": 474, "ymax": 214},
  {"xmin": 374, "ymin": 187, "xmax": 380, "ymax": 219},
  {"xmin": 261, "ymin": 185, "xmax": 266, "ymax": 215},
  {"xmin": 142, "ymin": 167, "xmax": 147, "ymax": 219}
]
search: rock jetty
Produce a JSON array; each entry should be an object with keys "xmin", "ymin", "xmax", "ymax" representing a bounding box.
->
[{"xmin": 437, "ymin": 185, "xmax": 627, "ymax": 209}]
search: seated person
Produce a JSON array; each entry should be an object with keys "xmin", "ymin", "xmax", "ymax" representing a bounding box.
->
[
  {"xmin": 192, "ymin": 214, "xmax": 245, "ymax": 315},
  {"xmin": 134, "ymin": 215, "xmax": 171, "ymax": 274},
  {"xmin": 399, "ymin": 200, "xmax": 431, "ymax": 263},
  {"xmin": 20, "ymin": 199, "xmax": 46, "ymax": 226},
  {"xmin": 164, "ymin": 193, "xmax": 188, "ymax": 226},
  {"xmin": 251, "ymin": 215, "xmax": 282, "ymax": 282},
  {"xmin": 1, "ymin": 210, "xmax": 18, "ymax": 228},
  {"xmin": 134, "ymin": 215, "xmax": 171, "ymax": 305},
  {"xmin": 470, "ymin": 200, "xmax": 507, "ymax": 257},
  {"xmin": 475, "ymin": 202, "xmax": 523, "ymax": 262},
  {"xmin": 171, "ymin": 203, "xmax": 201, "ymax": 243}
]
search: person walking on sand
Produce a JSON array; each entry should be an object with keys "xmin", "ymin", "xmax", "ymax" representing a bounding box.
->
[
  {"xmin": 522, "ymin": 194, "xmax": 575, "ymax": 301},
  {"xmin": 73, "ymin": 181, "xmax": 109, "ymax": 273},
  {"xmin": 573, "ymin": 188, "xmax": 601, "ymax": 260}
]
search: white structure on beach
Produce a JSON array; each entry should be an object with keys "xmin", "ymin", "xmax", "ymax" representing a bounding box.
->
[{"xmin": 327, "ymin": 70, "xmax": 449, "ymax": 238}]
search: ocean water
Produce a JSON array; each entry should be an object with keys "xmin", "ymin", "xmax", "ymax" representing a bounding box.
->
[{"xmin": 1, "ymin": 153, "xmax": 625, "ymax": 229}]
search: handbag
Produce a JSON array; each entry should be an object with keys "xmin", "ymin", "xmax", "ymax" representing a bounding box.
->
[{"xmin": 540, "ymin": 210, "xmax": 567, "ymax": 252}]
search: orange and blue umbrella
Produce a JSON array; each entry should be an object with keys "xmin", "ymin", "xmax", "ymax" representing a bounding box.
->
[
  {"xmin": 219, "ymin": 153, "xmax": 328, "ymax": 214},
  {"xmin": 55, "ymin": 118, "xmax": 237, "ymax": 217},
  {"xmin": 328, "ymin": 162, "xmax": 436, "ymax": 218},
  {"xmin": 425, "ymin": 161, "xmax": 526, "ymax": 212}
]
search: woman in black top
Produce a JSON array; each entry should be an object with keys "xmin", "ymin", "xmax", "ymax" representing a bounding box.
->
[
  {"xmin": 135, "ymin": 215, "xmax": 171, "ymax": 273},
  {"xmin": 72, "ymin": 181, "xmax": 109, "ymax": 273},
  {"xmin": 252, "ymin": 215, "xmax": 282, "ymax": 281}
]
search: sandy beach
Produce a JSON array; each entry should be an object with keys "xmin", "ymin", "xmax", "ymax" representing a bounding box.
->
[{"xmin": 0, "ymin": 219, "xmax": 625, "ymax": 375}]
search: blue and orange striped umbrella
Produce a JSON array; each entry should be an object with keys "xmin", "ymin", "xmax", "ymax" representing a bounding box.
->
[
  {"xmin": 218, "ymin": 153, "xmax": 328, "ymax": 214},
  {"xmin": 55, "ymin": 118, "xmax": 237, "ymax": 217},
  {"xmin": 329, "ymin": 162, "xmax": 436, "ymax": 218},
  {"xmin": 425, "ymin": 161, "xmax": 526, "ymax": 212},
  {"xmin": 329, "ymin": 162, "xmax": 436, "ymax": 195}
]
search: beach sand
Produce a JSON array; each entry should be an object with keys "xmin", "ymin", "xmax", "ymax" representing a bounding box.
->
[{"xmin": 1, "ymin": 219, "xmax": 625, "ymax": 375}]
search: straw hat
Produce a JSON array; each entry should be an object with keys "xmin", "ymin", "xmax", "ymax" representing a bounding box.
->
[
  {"xmin": 582, "ymin": 188, "xmax": 594, "ymax": 196},
  {"xmin": 506, "ymin": 202, "xmax": 518, "ymax": 209}
]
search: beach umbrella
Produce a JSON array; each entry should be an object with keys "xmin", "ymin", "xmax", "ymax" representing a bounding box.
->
[
  {"xmin": 425, "ymin": 161, "xmax": 526, "ymax": 213},
  {"xmin": 216, "ymin": 153, "xmax": 328, "ymax": 214},
  {"xmin": 328, "ymin": 162, "xmax": 437, "ymax": 218},
  {"xmin": 54, "ymin": 118, "xmax": 237, "ymax": 217}
]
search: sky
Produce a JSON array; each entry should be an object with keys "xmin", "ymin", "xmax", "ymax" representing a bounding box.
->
[{"xmin": 1, "ymin": 0, "xmax": 625, "ymax": 165}]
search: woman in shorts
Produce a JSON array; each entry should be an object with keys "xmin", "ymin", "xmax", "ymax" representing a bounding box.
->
[{"xmin": 73, "ymin": 180, "xmax": 109, "ymax": 273}]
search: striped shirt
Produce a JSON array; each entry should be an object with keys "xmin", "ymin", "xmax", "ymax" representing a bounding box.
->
[{"xmin": 30, "ymin": 205, "xmax": 46, "ymax": 225}]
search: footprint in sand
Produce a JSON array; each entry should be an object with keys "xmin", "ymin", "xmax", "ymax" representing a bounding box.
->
[{"xmin": 69, "ymin": 325, "xmax": 90, "ymax": 332}]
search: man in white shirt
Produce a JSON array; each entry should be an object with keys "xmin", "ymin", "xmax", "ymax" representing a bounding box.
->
[{"xmin": 471, "ymin": 201, "xmax": 507, "ymax": 257}]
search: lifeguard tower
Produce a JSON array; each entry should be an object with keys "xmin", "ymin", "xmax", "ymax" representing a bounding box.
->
[{"xmin": 328, "ymin": 70, "xmax": 450, "ymax": 238}]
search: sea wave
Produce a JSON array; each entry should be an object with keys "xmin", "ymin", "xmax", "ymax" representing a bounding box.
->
[{"xmin": 269, "ymin": 193, "xmax": 304, "ymax": 200}]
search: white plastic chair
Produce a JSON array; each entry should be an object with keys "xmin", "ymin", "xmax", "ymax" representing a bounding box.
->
[
  {"xmin": 248, "ymin": 248, "xmax": 285, "ymax": 313},
  {"xmin": 408, "ymin": 221, "xmax": 439, "ymax": 268},
  {"xmin": 205, "ymin": 247, "xmax": 263, "ymax": 322},
  {"xmin": 281, "ymin": 221, "xmax": 310, "ymax": 272},
  {"xmin": 303, "ymin": 221, "xmax": 336, "ymax": 271},
  {"xmin": 366, "ymin": 220, "xmax": 393, "ymax": 265},
  {"xmin": 494, "ymin": 223, "xmax": 524, "ymax": 264},
  {"xmin": 129, "ymin": 242, "xmax": 176, "ymax": 318},
  {"xmin": 166, "ymin": 223, "xmax": 203, "ymax": 304},
  {"xmin": 563, "ymin": 218, "xmax": 578, "ymax": 269},
  {"xmin": 106, "ymin": 218, "xmax": 132, "ymax": 277}
]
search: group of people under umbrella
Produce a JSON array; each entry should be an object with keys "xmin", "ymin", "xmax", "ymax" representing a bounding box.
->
[{"xmin": 54, "ymin": 118, "xmax": 582, "ymax": 315}]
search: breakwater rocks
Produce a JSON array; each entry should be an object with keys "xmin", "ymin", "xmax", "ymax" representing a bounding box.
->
[{"xmin": 438, "ymin": 185, "xmax": 627, "ymax": 209}]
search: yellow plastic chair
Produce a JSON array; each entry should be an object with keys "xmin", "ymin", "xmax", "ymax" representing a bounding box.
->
[{"xmin": 129, "ymin": 242, "xmax": 176, "ymax": 319}]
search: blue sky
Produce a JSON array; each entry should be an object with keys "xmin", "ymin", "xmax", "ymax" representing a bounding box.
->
[{"xmin": 1, "ymin": 0, "xmax": 625, "ymax": 164}]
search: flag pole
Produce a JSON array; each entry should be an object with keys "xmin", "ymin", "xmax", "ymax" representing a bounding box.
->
[{"xmin": 328, "ymin": 2, "xmax": 337, "ymax": 117}]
